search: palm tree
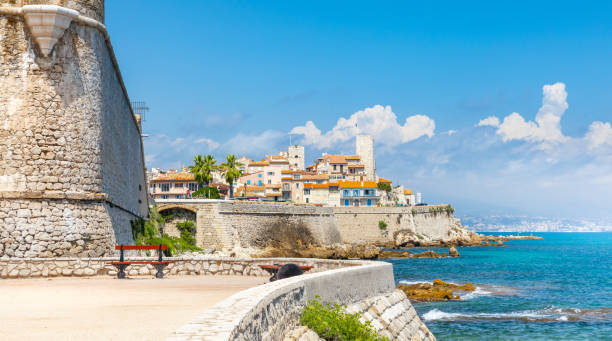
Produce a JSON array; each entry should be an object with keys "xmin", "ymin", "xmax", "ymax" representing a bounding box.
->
[
  {"xmin": 188, "ymin": 154, "xmax": 217, "ymax": 198},
  {"xmin": 221, "ymin": 154, "xmax": 243, "ymax": 198}
]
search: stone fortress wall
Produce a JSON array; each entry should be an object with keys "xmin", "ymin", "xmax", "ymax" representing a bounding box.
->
[
  {"xmin": 333, "ymin": 205, "xmax": 460, "ymax": 244},
  {"xmin": 0, "ymin": 0, "xmax": 148, "ymax": 258},
  {"xmin": 157, "ymin": 200, "xmax": 462, "ymax": 250},
  {"xmin": 158, "ymin": 200, "xmax": 342, "ymax": 251}
]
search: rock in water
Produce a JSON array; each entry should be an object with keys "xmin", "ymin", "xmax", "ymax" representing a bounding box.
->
[
  {"xmin": 449, "ymin": 247, "xmax": 460, "ymax": 257},
  {"xmin": 412, "ymin": 250, "xmax": 442, "ymax": 258},
  {"xmin": 274, "ymin": 263, "xmax": 304, "ymax": 281}
]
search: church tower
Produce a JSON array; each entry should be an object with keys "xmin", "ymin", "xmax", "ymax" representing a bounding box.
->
[
  {"xmin": 288, "ymin": 145, "xmax": 305, "ymax": 171},
  {"xmin": 356, "ymin": 135, "xmax": 376, "ymax": 181}
]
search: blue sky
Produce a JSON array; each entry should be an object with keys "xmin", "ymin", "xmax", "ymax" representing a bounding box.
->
[{"xmin": 106, "ymin": 1, "xmax": 612, "ymax": 220}]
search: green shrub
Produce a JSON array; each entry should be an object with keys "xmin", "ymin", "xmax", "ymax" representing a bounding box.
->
[
  {"xmin": 300, "ymin": 297, "xmax": 389, "ymax": 341},
  {"xmin": 378, "ymin": 220, "xmax": 388, "ymax": 230},
  {"xmin": 131, "ymin": 206, "xmax": 201, "ymax": 256}
]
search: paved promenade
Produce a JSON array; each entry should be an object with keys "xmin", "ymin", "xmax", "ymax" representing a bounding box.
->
[{"xmin": 0, "ymin": 276, "xmax": 266, "ymax": 340}]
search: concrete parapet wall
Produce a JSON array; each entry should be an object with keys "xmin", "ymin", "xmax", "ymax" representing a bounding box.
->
[{"xmin": 168, "ymin": 260, "xmax": 396, "ymax": 341}]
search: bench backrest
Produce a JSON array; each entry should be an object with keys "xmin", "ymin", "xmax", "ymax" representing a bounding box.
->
[{"xmin": 115, "ymin": 245, "xmax": 167, "ymax": 250}]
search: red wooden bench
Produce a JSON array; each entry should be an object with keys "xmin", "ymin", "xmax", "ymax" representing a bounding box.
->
[{"xmin": 107, "ymin": 245, "xmax": 173, "ymax": 279}]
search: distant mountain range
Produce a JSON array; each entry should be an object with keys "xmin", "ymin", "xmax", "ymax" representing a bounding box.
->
[{"xmin": 458, "ymin": 215, "xmax": 612, "ymax": 232}]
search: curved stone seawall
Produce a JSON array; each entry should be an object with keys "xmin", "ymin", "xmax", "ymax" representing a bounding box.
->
[
  {"xmin": 0, "ymin": 1, "xmax": 148, "ymax": 258},
  {"xmin": 167, "ymin": 260, "xmax": 435, "ymax": 341}
]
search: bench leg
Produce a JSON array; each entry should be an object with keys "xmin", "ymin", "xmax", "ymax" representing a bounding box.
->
[
  {"xmin": 155, "ymin": 264, "xmax": 165, "ymax": 279},
  {"xmin": 116, "ymin": 264, "xmax": 128, "ymax": 279}
]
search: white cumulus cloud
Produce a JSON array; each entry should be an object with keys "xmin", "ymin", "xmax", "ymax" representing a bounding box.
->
[
  {"xmin": 585, "ymin": 121, "xmax": 612, "ymax": 150},
  {"xmin": 290, "ymin": 104, "xmax": 435, "ymax": 149},
  {"xmin": 476, "ymin": 82, "xmax": 569, "ymax": 147},
  {"xmin": 498, "ymin": 82, "xmax": 568, "ymax": 143},
  {"xmin": 477, "ymin": 116, "xmax": 500, "ymax": 128}
]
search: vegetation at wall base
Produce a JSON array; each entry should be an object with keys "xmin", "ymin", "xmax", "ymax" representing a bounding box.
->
[
  {"xmin": 378, "ymin": 220, "xmax": 387, "ymax": 230},
  {"xmin": 130, "ymin": 206, "xmax": 200, "ymax": 256},
  {"xmin": 300, "ymin": 297, "xmax": 389, "ymax": 341}
]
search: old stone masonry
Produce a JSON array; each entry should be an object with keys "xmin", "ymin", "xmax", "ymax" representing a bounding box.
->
[{"xmin": 0, "ymin": 0, "xmax": 148, "ymax": 258}]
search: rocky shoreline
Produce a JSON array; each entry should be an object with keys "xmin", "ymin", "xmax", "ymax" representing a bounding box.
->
[{"xmin": 397, "ymin": 279, "xmax": 476, "ymax": 301}]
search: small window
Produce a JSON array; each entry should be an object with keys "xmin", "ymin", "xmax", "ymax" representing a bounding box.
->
[
  {"xmin": 267, "ymin": 172, "xmax": 274, "ymax": 176},
  {"xmin": 258, "ymin": 180, "xmax": 262, "ymax": 186},
  {"xmin": 344, "ymin": 199, "xmax": 349, "ymax": 206},
  {"xmin": 247, "ymin": 180, "xmax": 251, "ymax": 185},
  {"xmin": 304, "ymin": 189, "xmax": 311, "ymax": 195},
  {"xmin": 267, "ymin": 180, "xmax": 271, "ymax": 184},
  {"xmin": 161, "ymin": 183, "xmax": 170, "ymax": 192},
  {"xmin": 295, "ymin": 183, "xmax": 299, "ymax": 189},
  {"xmin": 175, "ymin": 183, "xmax": 183, "ymax": 188}
]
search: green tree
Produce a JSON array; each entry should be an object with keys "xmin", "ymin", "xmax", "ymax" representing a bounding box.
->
[
  {"xmin": 221, "ymin": 154, "xmax": 244, "ymax": 198},
  {"xmin": 189, "ymin": 154, "xmax": 217, "ymax": 198},
  {"xmin": 377, "ymin": 181, "xmax": 392, "ymax": 193}
]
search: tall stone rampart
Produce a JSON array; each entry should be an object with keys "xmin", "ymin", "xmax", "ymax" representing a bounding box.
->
[
  {"xmin": 157, "ymin": 200, "xmax": 342, "ymax": 251},
  {"xmin": 334, "ymin": 205, "xmax": 463, "ymax": 244},
  {"xmin": 0, "ymin": 0, "xmax": 148, "ymax": 258}
]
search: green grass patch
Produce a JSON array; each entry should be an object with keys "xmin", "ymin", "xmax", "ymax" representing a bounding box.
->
[{"xmin": 300, "ymin": 297, "xmax": 389, "ymax": 341}]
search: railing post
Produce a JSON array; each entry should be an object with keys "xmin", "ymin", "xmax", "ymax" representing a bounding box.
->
[
  {"xmin": 119, "ymin": 245, "xmax": 124, "ymax": 262},
  {"xmin": 158, "ymin": 244, "xmax": 163, "ymax": 262}
]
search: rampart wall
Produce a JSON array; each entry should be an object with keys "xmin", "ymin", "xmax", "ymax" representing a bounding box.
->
[
  {"xmin": 334, "ymin": 205, "xmax": 461, "ymax": 244},
  {"xmin": 157, "ymin": 200, "xmax": 342, "ymax": 251},
  {"xmin": 0, "ymin": 1, "xmax": 148, "ymax": 258}
]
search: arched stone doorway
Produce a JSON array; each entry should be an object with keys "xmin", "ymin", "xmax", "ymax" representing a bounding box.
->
[{"xmin": 158, "ymin": 206, "xmax": 197, "ymax": 238}]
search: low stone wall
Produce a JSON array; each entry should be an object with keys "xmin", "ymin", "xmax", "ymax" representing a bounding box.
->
[
  {"xmin": 167, "ymin": 260, "xmax": 432, "ymax": 341},
  {"xmin": 0, "ymin": 256, "xmax": 359, "ymax": 279}
]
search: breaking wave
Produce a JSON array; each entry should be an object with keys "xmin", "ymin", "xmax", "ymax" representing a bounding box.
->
[{"xmin": 422, "ymin": 307, "xmax": 612, "ymax": 323}]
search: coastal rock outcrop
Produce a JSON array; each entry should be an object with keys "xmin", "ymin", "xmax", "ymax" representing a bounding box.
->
[
  {"xmin": 449, "ymin": 247, "xmax": 459, "ymax": 257},
  {"xmin": 397, "ymin": 279, "xmax": 476, "ymax": 302}
]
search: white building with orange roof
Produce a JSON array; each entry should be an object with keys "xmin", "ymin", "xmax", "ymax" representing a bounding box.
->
[
  {"xmin": 149, "ymin": 171, "xmax": 199, "ymax": 200},
  {"xmin": 404, "ymin": 188, "xmax": 416, "ymax": 206},
  {"xmin": 338, "ymin": 180, "xmax": 380, "ymax": 207}
]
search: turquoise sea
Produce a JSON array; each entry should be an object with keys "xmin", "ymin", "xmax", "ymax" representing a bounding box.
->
[{"xmin": 388, "ymin": 233, "xmax": 612, "ymax": 340}]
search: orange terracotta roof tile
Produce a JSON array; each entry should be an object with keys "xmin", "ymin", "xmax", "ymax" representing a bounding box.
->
[
  {"xmin": 348, "ymin": 164, "xmax": 365, "ymax": 168},
  {"xmin": 324, "ymin": 154, "xmax": 347, "ymax": 164},
  {"xmin": 345, "ymin": 155, "xmax": 361, "ymax": 160},
  {"xmin": 378, "ymin": 177, "xmax": 392, "ymax": 183},
  {"xmin": 152, "ymin": 172, "xmax": 195, "ymax": 181},
  {"xmin": 249, "ymin": 161, "xmax": 269, "ymax": 166},
  {"xmin": 338, "ymin": 180, "xmax": 377, "ymax": 188},
  {"xmin": 266, "ymin": 184, "xmax": 282, "ymax": 189},
  {"xmin": 404, "ymin": 189, "xmax": 413, "ymax": 195},
  {"xmin": 281, "ymin": 177, "xmax": 293, "ymax": 181}
]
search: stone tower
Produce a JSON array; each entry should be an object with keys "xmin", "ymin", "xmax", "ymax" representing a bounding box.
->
[
  {"xmin": 356, "ymin": 135, "xmax": 376, "ymax": 181},
  {"xmin": 288, "ymin": 145, "xmax": 305, "ymax": 171},
  {"xmin": 0, "ymin": 0, "xmax": 149, "ymax": 258}
]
